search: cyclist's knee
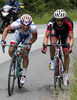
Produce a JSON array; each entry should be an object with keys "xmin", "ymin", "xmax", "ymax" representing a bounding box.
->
[
  {"xmin": 50, "ymin": 38, "xmax": 57, "ymax": 44},
  {"xmin": 8, "ymin": 47, "xmax": 14, "ymax": 57},
  {"xmin": 23, "ymin": 54, "xmax": 28, "ymax": 58},
  {"xmin": 63, "ymin": 49, "xmax": 69, "ymax": 57}
]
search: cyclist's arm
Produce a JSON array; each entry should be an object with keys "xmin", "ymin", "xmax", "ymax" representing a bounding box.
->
[
  {"xmin": 29, "ymin": 32, "xmax": 38, "ymax": 45},
  {"xmin": 69, "ymin": 32, "xmax": 74, "ymax": 48},
  {"xmin": 1, "ymin": 25, "xmax": 11, "ymax": 41},
  {"xmin": 43, "ymin": 20, "xmax": 53, "ymax": 45},
  {"xmin": 43, "ymin": 31, "xmax": 50, "ymax": 45}
]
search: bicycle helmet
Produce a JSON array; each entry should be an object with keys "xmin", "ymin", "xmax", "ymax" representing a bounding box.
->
[
  {"xmin": 20, "ymin": 14, "xmax": 32, "ymax": 26},
  {"xmin": 54, "ymin": 9, "xmax": 66, "ymax": 18}
]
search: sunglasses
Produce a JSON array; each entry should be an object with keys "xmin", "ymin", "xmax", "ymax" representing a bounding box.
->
[
  {"xmin": 56, "ymin": 18, "xmax": 65, "ymax": 22},
  {"xmin": 21, "ymin": 25, "xmax": 29, "ymax": 28}
]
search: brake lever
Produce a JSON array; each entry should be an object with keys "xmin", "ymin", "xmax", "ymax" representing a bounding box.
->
[{"xmin": 43, "ymin": 43, "xmax": 45, "ymax": 50}]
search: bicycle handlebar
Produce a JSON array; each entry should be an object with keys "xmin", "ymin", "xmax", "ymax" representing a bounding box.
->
[
  {"xmin": 43, "ymin": 43, "xmax": 70, "ymax": 47},
  {"xmin": 43, "ymin": 43, "xmax": 70, "ymax": 50},
  {"xmin": 2, "ymin": 44, "xmax": 29, "ymax": 53}
]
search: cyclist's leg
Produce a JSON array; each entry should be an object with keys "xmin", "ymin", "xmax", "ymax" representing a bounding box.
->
[
  {"xmin": 63, "ymin": 49, "xmax": 70, "ymax": 72},
  {"xmin": 61, "ymin": 33, "xmax": 70, "ymax": 86},
  {"xmin": 22, "ymin": 33, "xmax": 32, "ymax": 69},
  {"xmin": 8, "ymin": 30, "xmax": 21, "ymax": 57},
  {"xmin": 20, "ymin": 34, "xmax": 32, "ymax": 83},
  {"xmin": 61, "ymin": 33, "xmax": 70, "ymax": 72},
  {"xmin": 49, "ymin": 29, "xmax": 58, "ymax": 70},
  {"xmin": 8, "ymin": 46, "xmax": 15, "ymax": 57},
  {"xmin": 22, "ymin": 49, "xmax": 30, "ymax": 69}
]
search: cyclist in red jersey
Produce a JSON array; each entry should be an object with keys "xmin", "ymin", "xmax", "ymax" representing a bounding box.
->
[
  {"xmin": 41, "ymin": 9, "xmax": 74, "ymax": 86},
  {"xmin": 1, "ymin": 14, "xmax": 38, "ymax": 84}
]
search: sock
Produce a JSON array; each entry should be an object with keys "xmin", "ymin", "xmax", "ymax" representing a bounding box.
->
[
  {"xmin": 51, "ymin": 57, "xmax": 54, "ymax": 60},
  {"xmin": 51, "ymin": 58, "xmax": 54, "ymax": 64},
  {"xmin": 22, "ymin": 68, "xmax": 27, "ymax": 76}
]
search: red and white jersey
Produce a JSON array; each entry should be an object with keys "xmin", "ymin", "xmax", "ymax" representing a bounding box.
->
[{"xmin": 9, "ymin": 18, "xmax": 37, "ymax": 35}]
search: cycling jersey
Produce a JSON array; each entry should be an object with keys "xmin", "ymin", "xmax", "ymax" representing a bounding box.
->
[
  {"xmin": 47, "ymin": 17, "xmax": 73, "ymax": 34},
  {"xmin": 9, "ymin": 19, "xmax": 37, "ymax": 50},
  {"xmin": 46, "ymin": 17, "xmax": 73, "ymax": 48}
]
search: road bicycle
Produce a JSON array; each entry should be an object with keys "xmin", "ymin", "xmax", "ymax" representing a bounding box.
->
[
  {"xmin": 43, "ymin": 36, "xmax": 70, "ymax": 90},
  {"xmin": 2, "ymin": 44, "xmax": 28, "ymax": 96}
]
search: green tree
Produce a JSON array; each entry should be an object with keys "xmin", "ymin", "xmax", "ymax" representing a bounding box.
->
[
  {"xmin": 22, "ymin": 0, "xmax": 46, "ymax": 15},
  {"xmin": 70, "ymin": 0, "xmax": 77, "ymax": 8}
]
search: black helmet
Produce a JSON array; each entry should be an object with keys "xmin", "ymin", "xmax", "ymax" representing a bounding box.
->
[{"xmin": 10, "ymin": 0, "xmax": 15, "ymax": 3}]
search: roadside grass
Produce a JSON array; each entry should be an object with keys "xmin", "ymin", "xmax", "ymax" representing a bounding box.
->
[
  {"xmin": 32, "ymin": 13, "xmax": 53, "ymax": 24},
  {"xmin": 67, "ymin": 9, "xmax": 77, "ymax": 21},
  {"xmin": 70, "ymin": 57, "xmax": 77, "ymax": 100},
  {"xmin": 32, "ymin": 9, "xmax": 77, "ymax": 24}
]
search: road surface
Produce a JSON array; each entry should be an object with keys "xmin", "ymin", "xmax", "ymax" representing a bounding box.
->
[{"xmin": 0, "ymin": 22, "xmax": 77, "ymax": 100}]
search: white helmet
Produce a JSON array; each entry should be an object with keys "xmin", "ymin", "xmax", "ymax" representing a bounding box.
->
[
  {"xmin": 20, "ymin": 14, "xmax": 32, "ymax": 26},
  {"xmin": 54, "ymin": 9, "xmax": 66, "ymax": 18}
]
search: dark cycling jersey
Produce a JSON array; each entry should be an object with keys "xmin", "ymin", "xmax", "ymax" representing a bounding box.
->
[
  {"xmin": 46, "ymin": 16, "xmax": 73, "ymax": 34},
  {"xmin": 46, "ymin": 17, "xmax": 73, "ymax": 48}
]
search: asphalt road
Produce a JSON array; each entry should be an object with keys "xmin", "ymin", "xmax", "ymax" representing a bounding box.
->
[{"xmin": 0, "ymin": 23, "xmax": 77, "ymax": 100}]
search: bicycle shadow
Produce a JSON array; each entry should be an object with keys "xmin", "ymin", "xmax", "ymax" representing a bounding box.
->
[{"xmin": 14, "ymin": 86, "xmax": 30, "ymax": 94}]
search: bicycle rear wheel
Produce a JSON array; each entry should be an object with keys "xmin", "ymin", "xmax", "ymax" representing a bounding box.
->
[{"xmin": 8, "ymin": 56, "xmax": 16, "ymax": 96}]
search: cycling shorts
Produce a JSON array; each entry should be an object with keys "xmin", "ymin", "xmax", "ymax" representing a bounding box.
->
[
  {"xmin": 50, "ymin": 28, "xmax": 69, "ymax": 49},
  {"xmin": 10, "ymin": 30, "xmax": 32, "ymax": 51}
]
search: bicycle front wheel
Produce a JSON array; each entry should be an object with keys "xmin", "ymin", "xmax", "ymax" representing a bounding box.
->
[
  {"xmin": 57, "ymin": 58, "xmax": 63, "ymax": 89},
  {"xmin": 8, "ymin": 56, "xmax": 16, "ymax": 96},
  {"xmin": 18, "ymin": 64, "xmax": 23, "ymax": 88},
  {"xmin": 59, "ymin": 58, "xmax": 64, "ymax": 86},
  {"xmin": 54, "ymin": 57, "xmax": 59, "ymax": 90}
]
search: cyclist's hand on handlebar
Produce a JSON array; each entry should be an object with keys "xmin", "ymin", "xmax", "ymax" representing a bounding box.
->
[
  {"xmin": 41, "ymin": 43, "xmax": 47, "ymax": 54},
  {"xmin": 68, "ymin": 47, "xmax": 72, "ymax": 53},
  {"xmin": 67, "ymin": 43, "xmax": 72, "ymax": 53},
  {"xmin": 25, "ymin": 44, "xmax": 31, "ymax": 49},
  {"xmin": 41, "ymin": 47, "xmax": 47, "ymax": 54},
  {"xmin": 1, "ymin": 40, "xmax": 6, "ymax": 47}
]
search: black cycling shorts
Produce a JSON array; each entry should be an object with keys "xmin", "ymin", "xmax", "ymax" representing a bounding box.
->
[{"xmin": 50, "ymin": 28, "xmax": 69, "ymax": 48}]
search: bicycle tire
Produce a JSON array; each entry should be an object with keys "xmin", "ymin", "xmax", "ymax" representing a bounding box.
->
[
  {"xmin": 58, "ymin": 57, "xmax": 64, "ymax": 89},
  {"xmin": 8, "ymin": 56, "xmax": 16, "ymax": 96},
  {"xmin": 17, "ymin": 63, "xmax": 23, "ymax": 88},
  {"xmin": 58, "ymin": 77, "xmax": 61, "ymax": 88},
  {"xmin": 54, "ymin": 57, "xmax": 59, "ymax": 90},
  {"xmin": 59, "ymin": 58, "xmax": 64, "ymax": 85}
]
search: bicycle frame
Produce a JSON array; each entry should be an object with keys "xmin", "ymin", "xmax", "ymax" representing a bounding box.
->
[
  {"xmin": 55, "ymin": 45, "xmax": 63, "ymax": 77},
  {"xmin": 14, "ymin": 47, "xmax": 23, "ymax": 77},
  {"xmin": 3, "ymin": 44, "xmax": 27, "ymax": 77},
  {"xmin": 43, "ymin": 37, "xmax": 70, "ymax": 89},
  {"xmin": 2, "ymin": 44, "xmax": 28, "ymax": 96}
]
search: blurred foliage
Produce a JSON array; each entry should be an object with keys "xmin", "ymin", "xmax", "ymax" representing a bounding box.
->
[{"xmin": 0, "ymin": 0, "xmax": 77, "ymax": 17}]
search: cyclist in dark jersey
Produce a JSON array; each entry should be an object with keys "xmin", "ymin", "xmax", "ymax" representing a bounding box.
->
[{"xmin": 41, "ymin": 9, "xmax": 74, "ymax": 86}]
